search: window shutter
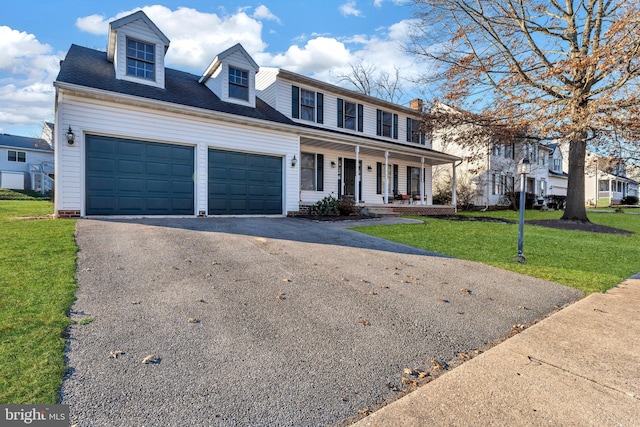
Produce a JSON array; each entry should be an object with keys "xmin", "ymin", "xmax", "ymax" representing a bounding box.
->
[
  {"xmin": 393, "ymin": 114, "xmax": 399, "ymax": 139},
  {"xmin": 317, "ymin": 92, "xmax": 324, "ymax": 124},
  {"xmin": 406, "ymin": 118, "xmax": 412, "ymax": 142},
  {"xmin": 406, "ymin": 166, "xmax": 411, "ymax": 195},
  {"xmin": 393, "ymin": 164, "xmax": 399, "ymax": 194},
  {"xmin": 291, "ymin": 86, "xmax": 299, "ymax": 119},
  {"xmin": 357, "ymin": 104, "xmax": 364, "ymax": 132},
  {"xmin": 316, "ymin": 154, "xmax": 324, "ymax": 191},
  {"xmin": 337, "ymin": 98, "xmax": 344, "ymax": 128},
  {"xmin": 376, "ymin": 162, "xmax": 382, "ymax": 194},
  {"xmin": 376, "ymin": 109, "xmax": 382, "ymax": 136}
]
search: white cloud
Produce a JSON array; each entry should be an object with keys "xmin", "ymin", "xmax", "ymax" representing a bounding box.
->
[
  {"xmin": 339, "ymin": 1, "xmax": 362, "ymax": 17},
  {"xmin": 253, "ymin": 5, "xmax": 281, "ymax": 24},
  {"xmin": 75, "ymin": 14, "xmax": 109, "ymax": 35},
  {"xmin": 0, "ymin": 27, "xmax": 60, "ymax": 132},
  {"xmin": 264, "ymin": 37, "xmax": 353, "ymax": 76}
]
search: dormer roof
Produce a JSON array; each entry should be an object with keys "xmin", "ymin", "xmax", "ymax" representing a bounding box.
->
[
  {"xmin": 199, "ymin": 43, "xmax": 259, "ymax": 84},
  {"xmin": 107, "ymin": 10, "xmax": 170, "ymax": 62}
]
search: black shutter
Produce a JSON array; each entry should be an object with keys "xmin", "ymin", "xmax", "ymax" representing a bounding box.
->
[
  {"xmin": 376, "ymin": 162, "xmax": 382, "ymax": 194},
  {"xmin": 291, "ymin": 85, "xmax": 299, "ymax": 119},
  {"xmin": 393, "ymin": 164, "xmax": 399, "ymax": 194},
  {"xmin": 393, "ymin": 114, "xmax": 399, "ymax": 139},
  {"xmin": 316, "ymin": 154, "xmax": 324, "ymax": 191},
  {"xmin": 357, "ymin": 104, "xmax": 364, "ymax": 132},
  {"xmin": 407, "ymin": 166, "xmax": 411, "ymax": 195},
  {"xmin": 376, "ymin": 109, "xmax": 382, "ymax": 136},
  {"xmin": 317, "ymin": 92, "xmax": 324, "ymax": 124},
  {"xmin": 337, "ymin": 98, "xmax": 344, "ymax": 128},
  {"xmin": 406, "ymin": 118, "xmax": 412, "ymax": 142}
]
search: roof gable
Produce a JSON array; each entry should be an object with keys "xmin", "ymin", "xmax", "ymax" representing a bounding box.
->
[
  {"xmin": 0, "ymin": 134, "xmax": 53, "ymax": 151},
  {"xmin": 199, "ymin": 43, "xmax": 259, "ymax": 84}
]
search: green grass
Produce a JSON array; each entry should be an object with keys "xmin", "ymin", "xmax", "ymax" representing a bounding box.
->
[
  {"xmin": 0, "ymin": 201, "xmax": 77, "ymax": 404},
  {"xmin": 355, "ymin": 210, "xmax": 640, "ymax": 294}
]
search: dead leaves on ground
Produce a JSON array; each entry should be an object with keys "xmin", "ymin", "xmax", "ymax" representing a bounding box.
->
[{"xmin": 141, "ymin": 354, "xmax": 160, "ymax": 364}]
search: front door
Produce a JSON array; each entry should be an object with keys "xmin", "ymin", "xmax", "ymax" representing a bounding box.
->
[{"xmin": 343, "ymin": 158, "xmax": 356, "ymax": 197}]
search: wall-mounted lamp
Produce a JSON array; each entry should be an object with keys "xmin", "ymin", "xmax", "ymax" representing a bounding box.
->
[
  {"xmin": 291, "ymin": 155, "xmax": 297, "ymax": 167},
  {"xmin": 367, "ymin": 165, "xmax": 372, "ymax": 171},
  {"xmin": 330, "ymin": 161, "xmax": 336, "ymax": 168},
  {"xmin": 66, "ymin": 126, "xmax": 75, "ymax": 145}
]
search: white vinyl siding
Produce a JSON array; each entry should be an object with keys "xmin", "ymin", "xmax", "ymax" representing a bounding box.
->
[{"xmin": 55, "ymin": 94, "xmax": 299, "ymax": 216}]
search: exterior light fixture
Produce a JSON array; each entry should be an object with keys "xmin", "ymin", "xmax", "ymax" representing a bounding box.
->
[
  {"xmin": 517, "ymin": 157, "xmax": 531, "ymax": 263},
  {"xmin": 291, "ymin": 155, "xmax": 297, "ymax": 167},
  {"xmin": 331, "ymin": 161, "xmax": 336, "ymax": 168},
  {"xmin": 367, "ymin": 165, "xmax": 372, "ymax": 171},
  {"xmin": 66, "ymin": 126, "xmax": 75, "ymax": 145}
]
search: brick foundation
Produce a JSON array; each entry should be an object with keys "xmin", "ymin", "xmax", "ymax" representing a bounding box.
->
[{"xmin": 56, "ymin": 210, "xmax": 81, "ymax": 218}]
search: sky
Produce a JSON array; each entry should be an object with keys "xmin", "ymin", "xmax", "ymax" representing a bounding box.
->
[{"xmin": 0, "ymin": 0, "xmax": 429, "ymax": 138}]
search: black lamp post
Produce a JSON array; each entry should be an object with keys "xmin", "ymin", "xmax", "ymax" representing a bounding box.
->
[{"xmin": 517, "ymin": 157, "xmax": 531, "ymax": 263}]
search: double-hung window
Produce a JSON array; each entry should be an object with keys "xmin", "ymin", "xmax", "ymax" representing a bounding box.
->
[
  {"xmin": 229, "ymin": 67, "xmax": 249, "ymax": 100},
  {"xmin": 8, "ymin": 150, "xmax": 26, "ymax": 162},
  {"xmin": 376, "ymin": 109, "xmax": 398, "ymax": 139},
  {"xmin": 406, "ymin": 118, "xmax": 424, "ymax": 144},
  {"xmin": 337, "ymin": 99, "xmax": 363, "ymax": 131},
  {"xmin": 300, "ymin": 152, "xmax": 324, "ymax": 191},
  {"xmin": 126, "ymin": 38, "xmax": 155, "ymax": 80},
  {"xmin": 292, "ymin": 86, "xmax": 323, "ymax": 123}
]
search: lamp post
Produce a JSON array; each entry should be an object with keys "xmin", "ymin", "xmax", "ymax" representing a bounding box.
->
[{"xmin": 517, "ymin": 157, "xmax": 531, "ymax": 263}]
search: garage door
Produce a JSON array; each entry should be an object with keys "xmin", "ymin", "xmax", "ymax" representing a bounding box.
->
[
  {"xmin": 86, "ymin": 135, "xmax": 194, "ymax": 215},
  {"xmin": 208, "ymin": 149, "xmax": 282, "ymax": 215}
]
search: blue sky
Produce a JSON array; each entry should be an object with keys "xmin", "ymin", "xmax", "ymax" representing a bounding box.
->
[{"xmin": 0, "ymin": 0, "xmax": 424, "ymax": 138}]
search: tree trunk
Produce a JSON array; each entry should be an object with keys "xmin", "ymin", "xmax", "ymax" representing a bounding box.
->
[{"xmin": 561, "ymin": 136, "xmax": 589, "ymax": 222}]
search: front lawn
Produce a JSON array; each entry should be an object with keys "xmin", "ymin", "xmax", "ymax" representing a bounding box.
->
[
  {"xmin": 355, "ymin": 210, "xmax": 639, "ymax": 294},
  {"xmin": 0, "ymin": 201, "xmax": 77, "ymax": 404}
]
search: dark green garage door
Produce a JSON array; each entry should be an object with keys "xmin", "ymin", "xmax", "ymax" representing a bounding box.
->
[
  {"xmin": 86, "ymin": 135, "xmax": 194, "ymax": 215},
  {"xmin": 208, "ymin": 149, "xmax": 282, "ymax": 215}
]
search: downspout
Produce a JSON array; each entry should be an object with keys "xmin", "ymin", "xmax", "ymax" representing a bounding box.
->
[
  {"xmin": 420, "ymin": 157, "xmax": 425, "ymax": 205},
  {"xmin": 355, "ymin": 146, "xmax": 360, "ymax": 203},
  {"xmin": 384, "ymin": 151, "xmax": 389, "ymax": 204}
]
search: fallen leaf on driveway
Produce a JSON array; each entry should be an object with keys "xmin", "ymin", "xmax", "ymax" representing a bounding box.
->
[
  {"xmin": 460, "ymin": 288, "xmax": 471, "ymax": 294},
  {"xmin": 141, "ymin": 355, "xmax": 160, "ymax": 364},
  {"xmin": 276, "ymin": 293, "xmax": 286, "ymax": 300},
  {"xmin": 357, "ymin": 319, "xmax": 370, "ymax": 326},
  {"xmin": 188, "ymin": 317, "xmax": 200, "ymax": 323},
  {"xmin": 109, "ymin": 350, "xmax": 124, "ymax": 359}
]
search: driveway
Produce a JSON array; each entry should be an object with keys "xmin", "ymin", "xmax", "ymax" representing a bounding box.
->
[{"xmin": 61, "ymin": 217, "xmax": 583, "ymax": 426}]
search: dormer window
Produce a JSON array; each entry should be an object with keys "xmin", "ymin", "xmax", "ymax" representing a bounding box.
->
[
  {"xmin": 229, "ymin": 67, "xmax": 249, "ymax": 100},
  {"xmin": 126, "ymin": 38, "xmax": 155, "ymax": 80}
]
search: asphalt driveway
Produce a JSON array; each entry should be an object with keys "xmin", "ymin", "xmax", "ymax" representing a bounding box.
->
[{"xmin": 60, "ymin": 217, "xmax": 583, "ymax": 426}]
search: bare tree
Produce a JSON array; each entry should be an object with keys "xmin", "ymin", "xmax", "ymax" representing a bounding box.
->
[
  {"xmin": 334, "ymin": 60, "xmax": 406, "ymax": 104},
  {"xmin": 409, "ymin": 0, "xmax": 640, "ymax": 222}
]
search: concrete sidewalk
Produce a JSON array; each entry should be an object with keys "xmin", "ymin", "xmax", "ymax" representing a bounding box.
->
[{"xmin": 353, "ymin": 276, "xmax": 640, "ymax": 426}]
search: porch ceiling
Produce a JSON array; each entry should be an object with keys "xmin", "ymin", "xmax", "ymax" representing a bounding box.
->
[{"xmin": 300, "ymin": 136, "xmax": 459, "ymax": 166}]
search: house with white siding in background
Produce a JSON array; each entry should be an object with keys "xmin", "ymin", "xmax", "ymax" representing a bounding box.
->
[
  {"xmin": 0, "ymin": 124, "xmax": 54, "ymax": 193},
  {"xmin": 53, "ymin": 10, "xmax": 459, "ymax": 218}
]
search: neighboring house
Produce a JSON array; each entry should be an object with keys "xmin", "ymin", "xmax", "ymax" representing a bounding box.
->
[
  {"xmin": 432, "ymin": 117, "xmax": 550, "ymax": 208},
  {"xmin": 53, "ymin": 10, "xmax": 459, "ymax": 218},
  {"xmin": 546, "ymin": 143, "xmax": 568, "ymax": 209},
  {"xmin": 583, "ymin": 152, "xmax": 639, "ymax": 206},
  {"xmin": 0, "ymin": 127, "xmax": 54, "ymax": 193}
]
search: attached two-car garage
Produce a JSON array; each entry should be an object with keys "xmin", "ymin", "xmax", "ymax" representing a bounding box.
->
[{"xmin": 85, "ymin": 135, "xmax": 283, "ymax": 216}]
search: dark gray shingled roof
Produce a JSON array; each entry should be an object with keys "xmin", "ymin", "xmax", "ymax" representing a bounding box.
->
[
  {"xmin": 0, "ymin": 134, "xmax": 53, "ymax": 151},
  {"xmin": 55, "ymin": 45, "xmax": 295, "ymax": 126}
]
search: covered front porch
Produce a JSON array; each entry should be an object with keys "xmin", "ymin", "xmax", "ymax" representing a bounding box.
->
[{"xmin": 293, "ymin": 132, "xmax": 460, "ymax": 216}]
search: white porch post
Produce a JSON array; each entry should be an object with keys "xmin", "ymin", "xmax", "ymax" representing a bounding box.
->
[
  {"xmin": 384, "ymin": 151, "xmax": 389, "ymax": 203},
  {"xmin": 451, "ymin": 161, "xmax": 458, "ymax": 212},
  {"xmin": 420, "ymin": 157, "xmax": 425, "ymax": 205},
  {"xmin": 355, "ymin": 146, "xmax": 360, "ymax": 203}
]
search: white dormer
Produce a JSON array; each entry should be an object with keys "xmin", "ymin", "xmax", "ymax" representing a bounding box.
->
[
  {"xmin": 199, "ymin": 44, "xmax": 259, "ymax": 108},
  {"xmin": 107, "ymin": 10, "xmax": 170, "ymax": 89}
]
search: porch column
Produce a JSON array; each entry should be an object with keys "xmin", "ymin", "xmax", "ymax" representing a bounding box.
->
[
  {"xmin": 452, "ymin": 161, "xmax": 458, "ymax": 212},
  {"xmin": 355, "ymin": 146, "xmax": 360, "ymax": 203},
  {"xmin": 420, "ymin": 157, "xmax": 425, "ymax": 205},
  {"xmin": 384, "ymin": 151, "xmax": 389, "ymax": 203}
]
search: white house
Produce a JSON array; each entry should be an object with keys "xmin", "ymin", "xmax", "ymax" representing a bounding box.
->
[
  {"xmin": 0, "ymin": 127, "xmax": 54, "ymax": 193},
  {"xmin": 53, "ymin": 10, "xmax": 459, "ymax": 218},
  {"xmin": 546, "ymin": 143, "xmax": 569, "ymax": 209}
]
